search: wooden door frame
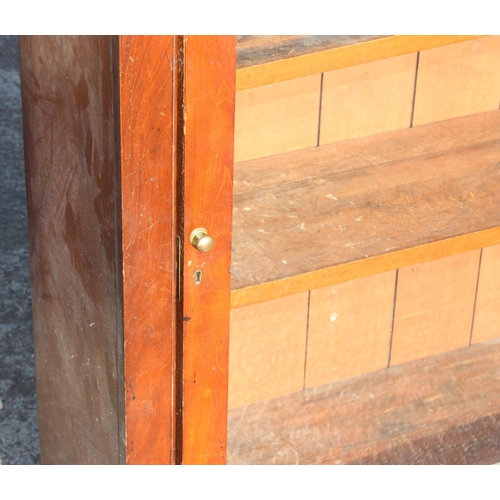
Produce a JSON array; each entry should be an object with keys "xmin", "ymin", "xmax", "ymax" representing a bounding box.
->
[
  {"xmin": 180, "ymin": 36, "xmax": 236, "ymax": 464},
  {"xmin": 20, "ymin": 35, "xmax": 236, "ymax": 464}
]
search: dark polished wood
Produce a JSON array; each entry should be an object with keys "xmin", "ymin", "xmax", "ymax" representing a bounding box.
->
[{"xmin": 19, "ymin": 36, "xmax": 123, "ymax": 464}]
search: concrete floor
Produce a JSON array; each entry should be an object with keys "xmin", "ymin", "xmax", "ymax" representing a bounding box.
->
[{"xmin": 0, "ymin": 35, "xmax": 40, "ymax": 465}]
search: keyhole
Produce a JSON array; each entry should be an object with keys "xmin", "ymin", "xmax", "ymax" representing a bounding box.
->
[{"xmin": 194, "ymin": 270, "xmax": 202, "ymax": 286}]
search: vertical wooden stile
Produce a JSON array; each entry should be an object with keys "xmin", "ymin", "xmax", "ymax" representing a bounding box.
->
[
  {"xmin": 180, "ymin": 36, "xmax": 236, "ymax": 464},
  {"xmin": 118, "ymin": 35, "xmax": 177, "ymax": 465}
]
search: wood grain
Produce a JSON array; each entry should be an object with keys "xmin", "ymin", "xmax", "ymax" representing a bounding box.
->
[
  {"xmin": 413, "ymin": 36, "xmax": 500, "ymax": 126},
  {"xmin": 181, "ymin": 36, "xmax": 236, "ymax": 464},
  {"xmin": 237, "ymin": 35, "xmax": 386, "ymax": 69},
  {"xmin": 227, "ymin": 338, "xmax": 500, "ymax": 464},
  {"xmin": 234, "ymin": 74, "xmax": 321, "ymax": 162},
  {"xmin": 231, "ymin": 110, "xmax": 500, "ymax": 306},
  {"xmin": 19, "ymin": 36, "xmax": 122, "ymax": 464},
  {"xmin": 228, "ymin": 292, "xmax": 309, "ymax": 409},
  {"xmin": 389, "ymin": 36, "xmax": 500, "ymax": 368},
  {"xmin": 305, "ymin": 272, "xmax": 395, "ymax": 388},
  {"xmin": 319, "ymin": 53, "xmax": 417, "ymax": 144},
  {"xmin": 471, "ymin": 245, "xmax": 500, "ymax": 344},
  {"xmin": 231, "ymin": 227, "xmax": 500, "ymax": 309},
  {"xmin": 390, "ymin": 251, "xmax": 481, "ymax": 366},
  {"xmin": 236, "ymin": 36, "xmax": 483, "ymax": 91},
  {"xmin": 119, "ymin": 36, "xmax": 176, "ymax": 464}
]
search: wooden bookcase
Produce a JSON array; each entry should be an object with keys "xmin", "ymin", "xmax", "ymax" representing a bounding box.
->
[
  {"xmin": 19, "ymin": 35, "xmax": 500, "ymax": 464},
  {"xmin": 227, "ymin": 35, "xmax": 500, "ymax": 464}
]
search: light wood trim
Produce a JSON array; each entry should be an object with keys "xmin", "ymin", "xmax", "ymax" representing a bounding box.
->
[
  {"xmin": 237, "ymin": 35, "xmax": 385, "ymax": 68},
  {"xmin": 231, "ymin": 227, "xmax": 500, "ymax": 309},
  {"xmin": 236, "ymin": 35, "xmax": 483, "ymax": 91}
]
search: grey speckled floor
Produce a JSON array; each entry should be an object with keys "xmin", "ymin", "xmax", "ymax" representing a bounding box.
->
[{"xmin": 0, "ymin": 35, "xmax": 40, "ymax": 465}]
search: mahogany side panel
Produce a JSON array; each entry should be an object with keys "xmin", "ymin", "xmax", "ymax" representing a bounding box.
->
[
  {"xmin": 118, "ymin": 36, "xmax": 177, "ymax": 464},
  {"xmin": 19, "ymin": 36, "xmax": 123, "ymax": 464},
  {"xmin": 181, "ymin": 36, "xmax": 236, "ymax": 464}
]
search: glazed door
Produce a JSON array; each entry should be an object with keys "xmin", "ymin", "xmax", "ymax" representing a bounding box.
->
[{"xmin": 179, "ymin": 36, "xmax": 236, "ymax": 464}]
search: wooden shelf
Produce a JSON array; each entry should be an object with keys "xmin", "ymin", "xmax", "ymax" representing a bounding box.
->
[
  {"xmin": 236, "ymin": 35, "xmax": 483, "ymax": 90},
  {"xmin": 230, "ymin": 110, "xmax": 500, "ymax": 309},
  {"xmin": 227, "ymin": 338, "xmax": 500, "ymax": 464}
]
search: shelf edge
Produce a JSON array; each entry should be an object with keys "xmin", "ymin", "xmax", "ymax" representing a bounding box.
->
[
  {"xmin": 230, "ymin": 226, "xmax": 500, "ymax": 309},
  {"xmin": 235, "ymin": 35, "xmax": 484, "ymax": 91}
]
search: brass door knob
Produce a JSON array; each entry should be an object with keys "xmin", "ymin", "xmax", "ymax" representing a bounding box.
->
[{"xmin": 190, "ymin": 228, "xmax": 214, "ymax": 253}]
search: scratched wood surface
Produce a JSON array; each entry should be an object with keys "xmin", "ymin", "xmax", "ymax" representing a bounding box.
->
[
  {"xmin": 119, "ymin": 35, "xmax": 176, "ymax": 464},
  {"xmin": 231, "ymin": 110, "xmax": 500, "ymax": 306},
  {"xmin": 236, "ymin": 35, "xmax": 385, "ymax": 69},
  {"xmin": 181, "ymin": 36, "xmax": 236, "ymax": 464},
  {"xmin": 228, "ymin": 292, "xmax": 309, "ymax": 409},
  {"xmin": 227, "ymin": 338, "xmax": 500, "ymax": 464},
  {"xmin": 319, "ymin": 53, "xmax": 417, "ymax": 145},
  {"xmin": 236, "ymin": 35, "xmax": 482, "ymax": 90},
  {"xmin": 307, "ymin": 52, "xmax": 415, "ymax": 389},
  {"xmin": 234, "ymin": 74, "xmax": 321, "ymax": 162},
  {"xmin": 19, "ymin": 36, "xmax": 123, "ymax": 464},
  {"xmin": 472, "ymin": 245, "xmax": 500, "ymax": 344},
  {"xmin": 389, "ymin": 36, "xmax": 500, "ymax": 365}
]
